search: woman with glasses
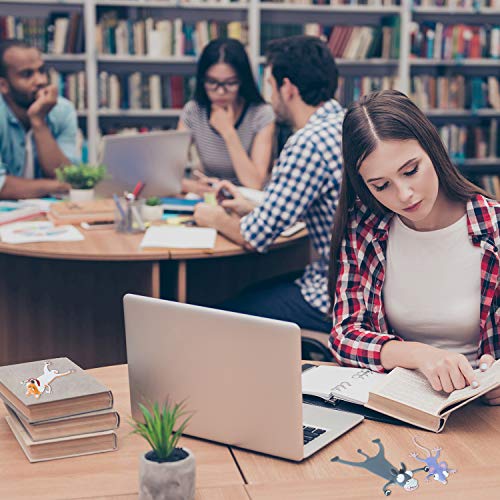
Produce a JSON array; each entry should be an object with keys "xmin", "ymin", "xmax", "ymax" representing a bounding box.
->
[{"xmin": 178, "ymin": 38, "xmax": 275, "ymax": 194}]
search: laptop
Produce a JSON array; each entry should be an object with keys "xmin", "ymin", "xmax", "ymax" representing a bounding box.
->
[
  {"xmin": 123, "ymin": 294, "xmax": 363, "ymax": 461},
  {"xmin": 97, "ymin": 130, "xmax": 191, "ymax": 198}
]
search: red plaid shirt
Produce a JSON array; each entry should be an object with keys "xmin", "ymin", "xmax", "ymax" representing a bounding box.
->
[{"xmin": 330, "ymin": 194, "xmax": 499, "ymax": 372}]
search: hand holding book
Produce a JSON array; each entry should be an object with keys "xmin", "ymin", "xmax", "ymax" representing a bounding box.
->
[{"xmin": 381, "ymin": 341, "xmax": 480, "ymax": 394}]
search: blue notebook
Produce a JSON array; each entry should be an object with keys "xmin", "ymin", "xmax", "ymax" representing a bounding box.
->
[{"xmin": 160, "ymin": 197, "xmax": 202, "ymax": 213}]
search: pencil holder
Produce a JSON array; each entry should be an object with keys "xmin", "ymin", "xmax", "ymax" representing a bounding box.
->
[{"xmin": 114, "ymin": 197, "xmax": 145, "ymax": 233}]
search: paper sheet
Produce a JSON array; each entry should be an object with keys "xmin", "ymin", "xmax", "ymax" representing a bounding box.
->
[
  {"xmin": 0, "ymin": 221, "xmax": 84, "ymax": 244},
  {"xmin": 140, "ymin": 226, "xmax": 217, "ymax": 249}
]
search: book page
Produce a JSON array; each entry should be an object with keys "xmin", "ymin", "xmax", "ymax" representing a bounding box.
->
[
  {"xmin": 302, "ymin": 366, "xmax": 386, "ymax": 405},
  {"xmin": 443, "ymin": 360, "xmax": 500, "ymax": 410},
  {"xmin": 371, "ymin": 368, "xmax": 448, "ymax": 415},
  {"xmin": 372, "ymin": 360, "xmax": 500, "ymax": 416}
]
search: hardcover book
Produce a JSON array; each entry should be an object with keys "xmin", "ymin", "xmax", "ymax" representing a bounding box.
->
[
  {"xmin": 0, "ymin": 358, "xmax": 113, "ymax": 423},
  {"xmin": 5, "ymin": 405, "xmax": 120, "ymax": 442},
  {"xmin": 6, "ymin": 411, "xmax": 117, "ymax": 463},
  {"xmin": 302, "ymin": 360, "xmax": 500, "ymax": 432},
  {"xmin": 48, "ymin": 199, "xmax": 115, "ymax": 225}
]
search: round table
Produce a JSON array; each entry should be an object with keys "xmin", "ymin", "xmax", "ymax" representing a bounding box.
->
[{"xmin": 0, "ymin": 227, "xmax": 310, "ymax": 368}]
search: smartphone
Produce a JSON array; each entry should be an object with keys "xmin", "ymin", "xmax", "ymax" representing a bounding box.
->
[
  {"xmin": 80, "ymin": 221, "xmax": 115, "ymax": 230},
  {"xmin": 281, "ymin": 221, "xmax": 306, "ymax": 237},
  {"xmin": 216, "ymin": 187, "xmax": 234, "ymax": 204}
]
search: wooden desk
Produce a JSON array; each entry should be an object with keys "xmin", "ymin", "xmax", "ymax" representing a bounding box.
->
[
  {"xmin": 0, "ymin": 364, "xmax": 245, "ymax": 500},
  {"xmin": 0, "ymin": 229, "xmax": 309, "ymax": 369},
  {"xmin": 1, "ymin": 364, "xmax": 499, "ymax": 499}
]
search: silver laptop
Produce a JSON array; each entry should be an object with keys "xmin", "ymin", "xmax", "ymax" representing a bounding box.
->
[
  {"xmin": 123, "ymin": 294, "xmax": 363, "ymax": 461},
  {"xmin": 97, "ymin": 130, "xmax": 191, "ymax": 198}
]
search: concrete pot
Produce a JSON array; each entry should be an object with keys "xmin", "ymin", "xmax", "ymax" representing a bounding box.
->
[
  {"xmin": 69, "ymin": 188, "xmax": 95, "ymax": 203},
  {"xmin": 139, "ymin": 447, "xmax": 195, "ymax": 500},
  {"xmin": 141, "ymin": 204, "xmax": 164, "ymax": 222}
]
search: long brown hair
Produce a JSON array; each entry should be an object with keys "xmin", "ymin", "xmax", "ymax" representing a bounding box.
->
[{"xmin": 328, "ymin": 90, "xmax": 488, "ymax": 311}]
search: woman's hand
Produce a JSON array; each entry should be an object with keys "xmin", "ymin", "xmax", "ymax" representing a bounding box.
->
[
  {"xmin": 216, "ymin": 180, "xmax": 256, "ymax": 216},
  {"xmin": 413, "ymin": 344, "xmax": 478, "ymax": 393},
  {"xmin": 181, "ymin": 171, "xmax": 219, "ymax": 196},
  {"xmin": 479, "ymin": 354, "xmax": 500, "ymax": 405},
  {"xmin": 210, "ymin": 105, "xmax": 235, "ymax": 138}
]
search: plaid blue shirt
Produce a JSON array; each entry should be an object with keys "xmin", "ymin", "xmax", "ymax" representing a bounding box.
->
[{"xmin": 241, "ymin": 99, "xmax": 344, "ymax": 314}]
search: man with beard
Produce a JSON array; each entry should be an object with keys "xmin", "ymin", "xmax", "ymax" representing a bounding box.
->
[
  {"xmin": 0, "ymin": 40, "xmax": 76, "ymax": 199},
  {"xmin": 193, "ymin": 36, "xmax": 343, "ymax": 334}
]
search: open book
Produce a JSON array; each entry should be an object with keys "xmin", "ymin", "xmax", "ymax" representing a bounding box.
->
[
  {"xmin": 302, "ymin": 361, "xmax": 500, "ymax": 432},
  {"xmin": 365, "ymin": 359, "xmax": 500, "ymax": 432}
]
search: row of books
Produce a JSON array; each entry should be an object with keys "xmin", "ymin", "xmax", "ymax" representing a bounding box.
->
[
  {"xmin": 260, "ymin": 0, "xmax": 398, "ymax": 3},
  {"xmin": 261, "ymin": 19, "xmax": 400, "ymax": 60},
  {"xmin": 410, "ymin": 75, "xmax": 500, "ymax": 111},
  {"xmin": 480, "ymin": 175, "xmax": 500, "ymax": 200},
  {"xmin": 48, "ymin": 69, "xmax": 87, "ymax": 111},
  {"xmin": 98, "ymin": 71, "xmax": 195, "ymax": 110},
  {"xmin": 96, "ymin": 12, "xmax": 247, "ymax": 56},
  {"xmin": 336, "ymin": 76, "xmax": 397, "ymax": 107},
  {"xmin": 0, "ymin": 358, "xmax": 118, "ymax": 462},
  {"xmin": 438, "ymin": 120, "xmax": 499, "ymax": 161},
  {"xmin": 0, "ymin": 13, "xmax": 84, "ymax": 55},
  {"xmin": 410, "ymin": 22, "xmax": 500, "ymax": 60},
  {"xmin": 413, "ymin": 0, "xmax": 500, "ymax": 7}
]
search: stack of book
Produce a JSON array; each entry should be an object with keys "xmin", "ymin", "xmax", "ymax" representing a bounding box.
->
[{"xmin": 0, "ymin": 358, "xmax": 119, "ymax": 462}]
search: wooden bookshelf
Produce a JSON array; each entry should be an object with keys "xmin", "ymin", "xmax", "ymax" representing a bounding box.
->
[{"xmin": 0, "ymin": 0, "xmax": 498, "ymax": 183}]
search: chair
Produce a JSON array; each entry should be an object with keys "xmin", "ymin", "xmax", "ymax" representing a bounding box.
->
[{"xmin": 301, "ymin": 329, "xmax": 333, "ymax": 362}]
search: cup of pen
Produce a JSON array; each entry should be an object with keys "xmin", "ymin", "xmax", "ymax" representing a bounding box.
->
[{"xmin": 114, "ymin": 195, "xmax": 145, "ymax": 233}]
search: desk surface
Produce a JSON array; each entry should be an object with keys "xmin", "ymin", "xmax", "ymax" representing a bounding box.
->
[
  {"xmin": 0, "ymin": 224, "xmax": 308, "ymax": 261},
  {"xmin": 1, "ymin": 364, "xmax": 499, "ymax": 499}
]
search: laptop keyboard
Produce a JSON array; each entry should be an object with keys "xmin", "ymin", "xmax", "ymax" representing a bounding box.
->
[{"xmin": 303, "ymin": 425, "xmax": 326, "ymax": 445}]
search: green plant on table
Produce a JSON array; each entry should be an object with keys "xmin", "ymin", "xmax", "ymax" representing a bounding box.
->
[
  {"xmin": 131, "ymin": 400, "xmax": 192, "ymax": 461},
  {"xmin": 145, "ymin": 196, "xmax": 162, "ymax": 207},
  {"xmin": 56, "ymin": 163, "xmax": 107, "ymax": 189}
]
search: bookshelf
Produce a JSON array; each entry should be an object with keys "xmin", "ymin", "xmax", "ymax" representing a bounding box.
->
[
  {"xmin": 408, "ymin": 0, "xmax": 500, "ymax": 186},
  {"xmin": 0, "ymin": 0, "xmax": 498, "ymax": 189}
]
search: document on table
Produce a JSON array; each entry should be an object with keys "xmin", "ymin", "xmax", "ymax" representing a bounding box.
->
[
  {"xmin": 0, "ymin": 221, "xmax": 84, "ymax": 244},
  {"xmin": 140, "ymin": 226, "xmax": 217, "ymax": 249}
]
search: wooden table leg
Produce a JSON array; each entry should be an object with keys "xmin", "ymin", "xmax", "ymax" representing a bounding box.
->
[
  {"xmin": 151, "ymin": 261, "xmax": 160, "ymax": 298},
  {"xmin": 177, "ymin": 260, "xmax": 187, "ymax": 303}
]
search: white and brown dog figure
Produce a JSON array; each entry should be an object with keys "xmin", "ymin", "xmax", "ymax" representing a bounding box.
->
[{"xmin": 22, "ymin": 361, "xmax": 74, "ymax": 399}]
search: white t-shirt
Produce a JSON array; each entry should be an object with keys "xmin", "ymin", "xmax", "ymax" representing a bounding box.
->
[
  {"xmin": 383, "ymin": 214, "xmax": 482, "ymax": 366},
  {"xmin": 23, "ymin": 130, "xmax": 34, "ymax": 179}
]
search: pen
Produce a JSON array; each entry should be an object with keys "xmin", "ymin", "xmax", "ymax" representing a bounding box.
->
[
  {"xmin": 132, "ymin": 181, "xmax": 146, "ymax": 199},
  {"xmin": 113, "ymin": 194, "xmax": 126, "ymax": 219}
]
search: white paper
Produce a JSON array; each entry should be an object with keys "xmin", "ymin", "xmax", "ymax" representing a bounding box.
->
[
  {"xmin": 0, "ymin": 221, "xmax": 84, "ymax": 244},
  {"xmin": 140, "ymin": 226, "xmax": 216, "ymax": 249},
  {"xmin": 302, "ymin": 366, "xmax": 386, "ymax": 405},
  {"xmin": 238, "ymin": 187, "xmax": 265, "ymax": 205}
]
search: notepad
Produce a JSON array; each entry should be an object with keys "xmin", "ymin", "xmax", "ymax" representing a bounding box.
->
[
  {"xmin": 140, "ymin": 226, "xmax": 217, "ymax": 249},
  {"xmin": 0, "ymin": 221, "xmax": 84, "ymax": 244}
]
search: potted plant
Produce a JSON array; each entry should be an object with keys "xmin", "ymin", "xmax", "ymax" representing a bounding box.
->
[
  {"xmin": 56, "ymin": 164, "xmax": 107, "ymax": 203},
  {"xmin": 141, "ymin": 196, "xmax": 164, "ymax": 222},
  {"xmin": 131, "ymin": 400, "xmax": 195, "ymax": 500}
]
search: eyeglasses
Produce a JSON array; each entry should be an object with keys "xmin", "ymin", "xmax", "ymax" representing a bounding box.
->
[{"xmin": 204, "ymin": 78, "xmax": 241, "ymax": 93}]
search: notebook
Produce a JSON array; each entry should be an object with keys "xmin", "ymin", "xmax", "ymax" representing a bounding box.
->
[{"xmin": 140, "ymin": 226, "xmax": 217, "ymax": 249}]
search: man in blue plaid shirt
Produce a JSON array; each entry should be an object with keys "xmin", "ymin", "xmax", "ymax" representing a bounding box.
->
[{"xmin": 194, "ymin": 36, "xmax": 344, "ymax": 333}]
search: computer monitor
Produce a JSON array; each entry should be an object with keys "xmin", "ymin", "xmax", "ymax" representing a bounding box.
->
[{"xmin": 97, "ymin": 130, "xmax": 191, "ymax": 198}]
